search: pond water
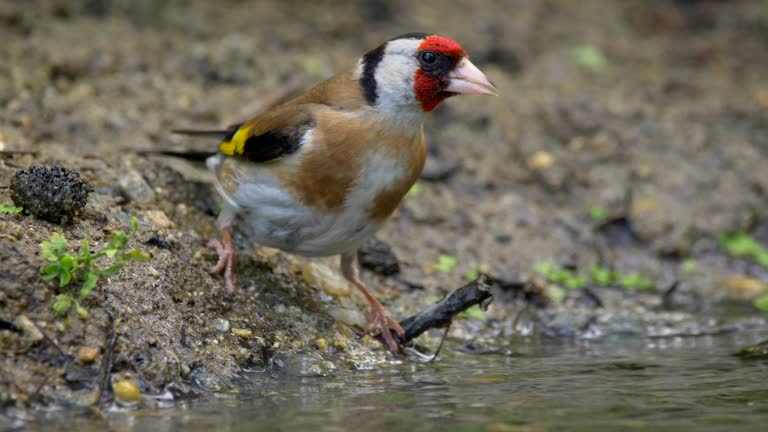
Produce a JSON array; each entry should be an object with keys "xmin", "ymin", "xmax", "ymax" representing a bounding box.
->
[{"xmin": 10, "ymin": 329, "xmax": 768, "ymax": 432}]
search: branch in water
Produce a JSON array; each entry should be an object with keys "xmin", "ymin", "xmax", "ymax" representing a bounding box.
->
[{"xmin": 392, "ymin": 274, "xmax": 494, "ymax": 345}]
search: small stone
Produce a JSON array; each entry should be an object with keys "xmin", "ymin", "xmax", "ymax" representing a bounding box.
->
[
  {"xmin": 78, "ymin": 346, "xmax": 99, "ymax": 364},
  {"xmin": 231, "ymin": 328, "xmax": 252, "ymax": 339},
  {"xmin": 15, "ymin": 315, "xmax": 43, "ymax": 342},
  {"xmin": 527, "ymin": 151, "xmax": 555, "ymax": 170},
  {"xmin": 147, "ymin": 266, "xmax": 161, "ymax": 278},
  {"xmin": 332, "ymin": 335, "xmax": 348, "ymax": 351},
  {"xmin": 315, "ymin": 337, "xmax": 328, "ymax": 353},
  {"xmin": 118, "ymin": 170, "xmax": 154, "ymax": 203},
  {"xmin": 721, "ymin": 276, "xmax": 768, "ymax": 301},
  {"xmin": 144, "ymin": 209, "xmax": 173, "ymax": 228},
  {"xmin": 179, "ymin": 363, "xmax": 191, "ymax": 379},
  {"xmin": 302, "ymin": 262, "xmax": 355, "ymax": 297},
  {"xmin": 358, "ymin": 239, "xmax": 400, "ymax": 276},
  {"xmin": 211, "ymin": 318, "xmax": 230, "ymax": 332},
  {"xmin": 113, "ymin": 379, "xmax": 141, "ymax": 402}
]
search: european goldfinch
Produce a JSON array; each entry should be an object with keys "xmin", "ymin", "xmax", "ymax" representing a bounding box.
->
[{"xmin": 174, "ymin": 33, "xmax": 498, "ymax": 353}]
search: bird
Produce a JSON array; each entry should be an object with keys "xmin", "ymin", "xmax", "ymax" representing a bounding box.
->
[{"xmin": 173, "ymin": 33, "xmax": 498, "ymax": 353}]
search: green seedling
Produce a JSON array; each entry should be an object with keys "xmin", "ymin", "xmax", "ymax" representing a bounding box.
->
[
  {"xmin": 588, "ymin": 206, "xmax": 608, "ymax": 221},
  {"xmin": 464, "ymin": 268, "xmax": 480, "ymax": 281},
  {"xmin": 720, "ymin": 233, "xmax": 768, "ymax": 269},
  {"xmin": 435, "ymin": 255, "xmax": 458, "ymax": 273},
  {"xmin": 681, "ymin": 258, "xmax": 698, "ymax": 273},
  {"xmin": 0, "ymin": 202, "xmax": 23, "ymax": 214},
  {"xmin": 457, "ymin": 305, "xmax": 487, "ymax": 321},
  {"xmin": 535, "ymin": 263, "xmax": 586, "ymax": 290},
  {"xmin": 41, "ymin": 215, "xmax": 150, "ymax": 318},
  {"xmin": 536, "ymin": 263, "xmax": 655, "ymax": 299},
  {"xmin": 406, "ymin": 182, "xmax": 423, "ymax": 197},
  {"xmin": 755, "ymin": 295, "xmax": 768, "ymax": 312},
  {"xmin": 573, "ymin": 45, "xmax": 608, "ymax": 69}
]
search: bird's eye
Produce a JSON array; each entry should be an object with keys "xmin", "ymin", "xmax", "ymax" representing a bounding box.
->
[{"xmin": 419, "ymin": 51, "xmax": 437, "ymax": 65}]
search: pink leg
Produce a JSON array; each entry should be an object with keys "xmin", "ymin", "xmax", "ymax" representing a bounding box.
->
[
  {"xmin": 341, "ymin": 252, "xmax": 405, "ymax": 354},
  {"xmin": 208, "ymin": 226, "xmax": 237, "ymax": 293}
]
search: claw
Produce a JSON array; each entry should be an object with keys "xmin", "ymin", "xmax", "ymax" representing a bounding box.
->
[
  {"xmin": 208, "ymin": 229, "xmax": 237, "ymax": 293},
  {"xmin": 365, "ymin": 302, "xmax": 404, "ymax": 354}
]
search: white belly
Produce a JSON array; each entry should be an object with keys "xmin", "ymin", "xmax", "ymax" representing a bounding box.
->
[{"xmin": 210, "ymin": 151, "xmax": 406, "ymax": 257}]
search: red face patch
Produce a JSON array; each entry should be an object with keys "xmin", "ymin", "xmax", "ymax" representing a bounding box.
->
[
  {"xmin": 413, "ymin": 36, "xmax": 467, "ymax": 111},
  {"xmin": 418, "ymin": 35, "xmax": 467, "ymax": 60}
]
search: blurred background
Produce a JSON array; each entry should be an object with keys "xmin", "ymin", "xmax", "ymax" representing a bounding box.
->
[{"xmin": 2, "ymin": 0, "xmax": 768, "ymax": 429}]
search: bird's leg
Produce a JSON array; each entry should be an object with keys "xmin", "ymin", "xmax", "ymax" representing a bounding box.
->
[
  {"xmin": 208, "ymin": 208, "xmax": 237, "ymax": 293},
  {"xmin": 340, "ymin": 251, "xmax": 405, "ymax": 353}
]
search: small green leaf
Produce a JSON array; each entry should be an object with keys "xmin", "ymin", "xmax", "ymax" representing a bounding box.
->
[
  {"xmin": 104, "ymin": 248, "xmax": 118, "ymax": 258},
  {"xmin": 75, "ymin": 302, "xmax": 90, "ymax": 319},
  {"xmin": 42, "ymin": 263, "xmax": 60, "ymax": 280},
  {"xmin": 80, "ymin": 272, "xmax": 98, "ymax": 300},
  {"xmin": 535, "ymin": 262, "xmax": 557, "ymax": 278},
  {"xmin": 565, "ymin": 275, "xmax": 586, "ymax": 290},
  {"xmin": 59, "ymin": 254, "xmax": 77, "ymax": 271},
  {"xmin": 681, "ymin": 259, "xmax": 698, "ymax": 273},
  {"xmin": 110, "ymin": 231, "xmax": 130, "ymax": 250},
  {"xmin": 124, "ymin": 249, "xmax": 150, "ymax": 261},
  {"xmin": 589, "ymin": 207, "xmax": 608, "ymax": 221},
  {"xmin": 458, "ymin": 306, "xmax": 487, "ymax": 321},
  {"xmin": 0, "ymin": 202, "xmax": 23, "ymax": 214},
  {"xmin": 618, "ymin": 273, "xmax": 655, "ymax": 290},
  {"xmin": 755, "ymin": 295, "xmax": 768, "ymax": 312},
  {"xmin": 53, "ymin": 294, "xmax": 72, "ymax": 316},
  {"xmin": 79, "ymin": 238, "xmax": 91, "ymax": 259},
  {"xmin": 406, "ymin": 182, "xmax": 422, "ymax": 197},
  {"xmin": 59, "ymin": 268, "xmax": 72, "ymax": 287},
  {"xmin": 435, "ymin": 255, "xmax": 458, "ymax": 272},
  {"xmin": 130, "ymin": 215, "xmax": 139, "ymax": 236},
  {"xmin": 589, "ymin": 265, "xmax": 615, "ymax": 286},
  {"xmin": 40, "ymin": 234, "xmax": 68, "ymax": 261},
  {"xmin": 548, "ymin": 286, "xmax": 567, "ymax": 303},
  {"xmin": 465, "ymin": 268, "xmax": 480, "ymax": 281},
  {"xmin": 573, "ymin": 45, "xmax": 608, "ymax": 69},
  {"xmin": 100, "ymin": 263, "xmax": 123, "ymax": 277}
]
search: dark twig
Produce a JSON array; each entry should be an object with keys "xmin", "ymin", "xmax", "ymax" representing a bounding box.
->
[
  {"xmin": 429, "ymin": 324, "xmax": 452, "ymax": 363},
  {"xmin": 96, "ymin": 313, "xmax": 118, "ymax": 406},
  {"xmin": 379, "ymin": 274, "xmax": 494, "ymax": 348},
  {"xmin": 31, "ymin": 320, "xmax": 69, "ymax": 360}
]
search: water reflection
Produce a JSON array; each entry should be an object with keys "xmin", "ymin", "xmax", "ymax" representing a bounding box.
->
[{"xmin": 11, "ymin": 330, "xmax": 768, "ymax": 432}]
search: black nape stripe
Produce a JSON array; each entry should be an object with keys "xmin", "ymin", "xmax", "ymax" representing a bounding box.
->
[
  {"xmin": 390, "ymin": 32, "xmax": 431, "ymax": 41},
  {"xmin": 361, "ymin": 43, "xmax": 386, "ymax": 105}
]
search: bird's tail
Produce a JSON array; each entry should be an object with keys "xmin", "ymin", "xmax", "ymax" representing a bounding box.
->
[{"xmin": 170, "ymin": 128, "xmax": 232, "ymax": 139}]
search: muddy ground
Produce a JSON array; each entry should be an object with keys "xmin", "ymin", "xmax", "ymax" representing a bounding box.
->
[{"xmin": 1, "ymin": 0, "xmax": 768, "ymax": 413}]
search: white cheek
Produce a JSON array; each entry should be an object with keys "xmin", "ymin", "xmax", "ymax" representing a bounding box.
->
[{"xmin": 374, "ymin": 39, "xmax": 423, "ymax": 113}]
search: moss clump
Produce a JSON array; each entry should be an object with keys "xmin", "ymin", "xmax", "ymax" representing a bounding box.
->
[{"xmin": 10, "ymin": 165, "xmax": 93, "ymax": 223}]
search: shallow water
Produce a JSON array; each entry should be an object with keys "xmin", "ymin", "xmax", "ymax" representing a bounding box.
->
[{"xmin": 10, "ymin": 330, "xmax": 768, "ymax": 432}]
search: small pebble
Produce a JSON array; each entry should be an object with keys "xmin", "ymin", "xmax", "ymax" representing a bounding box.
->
[
  {"xmin": 144, "ymin": 209, "xmax": 173, "ymax": 228},
  {"xmin": 332, "ymin": 335, "xmax": 348, "ymax": 351},
  {"xmin": 118, "ymin": 170, "xmax": 154, "ymax": 203},
  {"xmin": 211, "ymin": 318, "xmax": 230, "ymax": 332},
  {"xmin": 15, "ymin": 315, "xmax": 43, "ymax": 342},
  {"xmin": 527, "ymin": 150, "xmax": 555, "ymax": 170},
  {"xmin": 113, "ymin": 379, "xmax": 141, "ymax": 402},
  {"xmin": 78, "ymin": 346, "xmax": 99, "ymax": 364},
  {"xmin": 315, "ymin": 337, "xmax": 328, "ymax": 353},
  {"xmin": 231, "ymin": 328, "xmax": 252, "ymax": 339}
]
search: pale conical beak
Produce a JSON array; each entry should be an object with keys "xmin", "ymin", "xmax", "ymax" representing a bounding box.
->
[{"xmin": 445, "ymin": 58, "xmax": 499, "ymax": 96}]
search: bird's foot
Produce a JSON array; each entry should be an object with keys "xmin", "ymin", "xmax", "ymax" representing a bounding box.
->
[
  {"xmin": 365, "ymin": 302, "xmax": 405, "ymax": 354},
  {"xmin": 208, "ymin": 230, "xmax": 236, "ymax": 293}
]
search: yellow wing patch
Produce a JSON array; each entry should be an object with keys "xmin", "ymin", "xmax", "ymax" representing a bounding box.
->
[{"xmin": 218, "ymin": 125, "xmax": 252, "ymax": 155}]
